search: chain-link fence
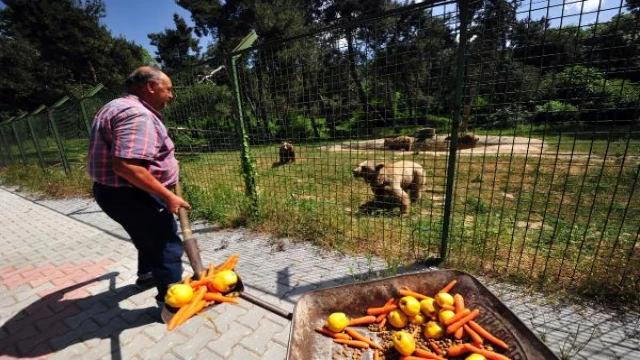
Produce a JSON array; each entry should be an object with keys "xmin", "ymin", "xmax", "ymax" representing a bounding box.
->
[{"xmin": 1, "ymin": 0, "xmax": 638, "ymax": 301}]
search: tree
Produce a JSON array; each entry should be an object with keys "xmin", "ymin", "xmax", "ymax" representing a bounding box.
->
[{"xmin": 148, "ymin": 14, "xmax": 200, "ymax": 72}]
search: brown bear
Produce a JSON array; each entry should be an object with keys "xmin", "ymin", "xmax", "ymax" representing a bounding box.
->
[
  {"xmin": 384, "ymin": 135, "xmax": 414, "ymax": 151},
  {"xmin": 353, "ymin": 160, "xmax": 424, "ymax": 214},
  {"xmin": 279, "ymin": 141, "xmax": 296, "ymax": 164}
]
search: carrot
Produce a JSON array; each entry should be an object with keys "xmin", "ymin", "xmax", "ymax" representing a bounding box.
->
[
  {"xmin": 315, "ymin": 327, "xmax": 351, "ymax": 340},
  {"xmin": 374, "ymin": 349, "xmax": 381, "ymax": 360},
  {"xmin": 203, "ymin": 292, "xmax": 240, "ymax": 304},
  {"xmin": 182, "ymin": 275, "xmax": 191, "ymax": 285},
  {"xmin": 376, "ymin": 312, "xmax": 386, "ymax": 323},
  {"xmin": 207, "ymin": 262, "xmax": 215, "ymax": 277},
  {"xmin": 366, "ymin": 304, "xmax": 397, "ymax": 316},
  {"xmin": 454, "ymin": 326, "xmax": 464, "ymax": 339},
  {"xmin": 189, "ymin": 278, "xmax": 211, "ymax": 288},
  {"xmin": 443, "ymin": 308, "xmax": 471, "ymax": 326},
  {"xmin": 333, "ymin": 339, "xmax": 369, "ymax": 348},
  {"xmin": 412, "ymin": 349, "xmax": 447, "ymax": 360},
  {"xmin": 446, "ymin": 308, "xmax": 479, "ymax": 334},
  {"xmin": 454, "ymin": 294, "xmax": 465, "ymax": 313},
  {"xmin": 378, "ymin": 317, "xmax": 387, "ymax": 331},
  {"xmin": 464, "ymin": 344, "xmax": 512, "ymax": 360},
  {"xmin": 348, "ymin": 315, "xmax": 377, "ymax": 326},
  {"xmin": 398, "ymin": 288, "xmax": 430, "ymax": 300},
  {"xmin": 445, "ymin": 343, "xmax": 472, "ymax": 357},
  {"xmin": 401, "ymin": 356, "xmax": 446, "ymax": 360},
  {"xmin": 468, "ymin": 321, "xmax": 509, "ymax": 350},
  {"xmin": 346, "ymin": 328, "xmax": 383, "ymax": 350},
  {"xmin": 172, "ymin": 300, "xmax": 207, "ymax": 329},
  {"xmin": 168, "ymin": 286, "xmax": 207, "ymax": 330},
  {"xmin": 214, "ymin": 253, "xmax": 239, "ymax": 273},
  {"xmin": 429, "ymin": 341, "xmax": 443, "ymax": 355},
  {"xmin": 440, "ymin": 304, "xmax": 455, "ymax": 311},
  {"xmin": 199, "ymin": 270, "xmax": 207, "ymax": 279},
  {"xmin": 464, "ymin": 324, "xmax": 484, "ymax": 345},
  {"xmin": 167, "ymin": 303, "xmax": 190, "ymax": 331},
  {"xmin": 437, "ymin": 279, "xmax": 457, "ymax": 294}
]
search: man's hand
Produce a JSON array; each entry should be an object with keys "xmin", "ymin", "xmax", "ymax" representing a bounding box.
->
[{"xmin": 167, "ymin": 193, "xmax": 190, "ymax": 214}]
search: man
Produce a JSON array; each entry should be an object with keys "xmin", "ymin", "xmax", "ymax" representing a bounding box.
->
[{"xmin": 88, "ymin": 66, "xmax": 190, "ymax": 308}]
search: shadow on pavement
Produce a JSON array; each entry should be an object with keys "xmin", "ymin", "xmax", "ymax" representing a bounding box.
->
[{"xmin": 0, "ymin": 272, "xmax": 157, "ymax": 359}]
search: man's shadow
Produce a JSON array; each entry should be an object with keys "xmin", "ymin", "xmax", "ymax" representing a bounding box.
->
[{"xmin": 0, "ymin": 272, "xmax": 157, "ymax": 359}]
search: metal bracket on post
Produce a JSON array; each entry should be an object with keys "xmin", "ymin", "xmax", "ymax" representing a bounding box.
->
[
  {"xmin": 440, "ymin": 0, "xmax": 470, "ymax": 261},
  {"xmin": 228, "ymin": 31, "xmax": 260, "ymax": 218},
  {"xmin": 48, "ymin": 96, "xmax": 71, "ymax": 175}
]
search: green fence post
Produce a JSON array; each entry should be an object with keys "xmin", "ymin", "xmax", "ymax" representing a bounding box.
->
[
  {"xmin": 27, "ymin": 105, "xmax": 47, "ymax": 172},
  {"xmin": 79, "ymin": 84, "xmax": 104, "ymax": 137},
  {"xmin": 10, "ymin": 118, "xmax": 28, "ymax": 165},
  {"xmin": 0, "ymin": 126, "xmax": 16, "ymax": 165},
  {"xmin": 440, "ymin": 0, "xmax": 470, "ymax": 261},
  {"xmin": 228, "ymin": 31, "xmax": 260, "ymax": 218},
  {"xmin": 47, "ymin": 97, "xmax": 71, "ymax": 174}
]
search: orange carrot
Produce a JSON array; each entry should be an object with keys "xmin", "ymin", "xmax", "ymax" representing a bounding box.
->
[
  {"xmin": 437, "ymin": 279, "xmax": 457, "ymax": 294},
  {"xmin": 445, "ymin": 343, "xmax": 472, "ymax": 357},
  {"xmin": 429, "ymin": 342, "xmax": 443, "ymax": 355},
  {"xmin": 207, "ymin": 262, "xmax": 215, "ymax": 277},
  {"xmin": 378, "ymin": 317, "xmax": 387, "ymax": 331},
  {"xmin": 446, "ymin": 309, "xmax": 479, "ymax": 334},
  {"xmin": 169, "ymin": 286, "xmax": 207, "ymax": 330},
  {"xmin": 346, "ymin": 329, "xmax": 383, "ymax": 350},
  {"xmin": 214, "ymin": 253, "xmax": 239, "ymax": 273},
  {"xmin": 348, "ymin": 315, "xmax": 377, "ymax": 326},
  {"xmin": 172, "ymin": 300, "xmax": 207, "ymax": 329},
  {"xmin": 468, "ymin": 321, "xmax": 509, "ymax": 350},
  {"xmin": 366, "ymin": 304, "xmax": 397, "ymax": 316},
  {"xmin": 199, "ymin": 270, "xmax": 207, "ymax": 279},
  {"xmin": 454, "ymin": 326, "xmax": 464, "ymax": 339},
  {"xmin": 315, "ymin": 327, "xmax": 351, "ymax": 340},
  {"xmin": 454, "ymin": 294, "xmax": 465, "ymax": 313},
  {"xmin": 401, "ymin": 356, "xmax": 446, "ymax": 360},
  {"xmin": 374, "ymin": 349, "xmax": 381, "ymax": 360},
  {"xmin": 333, "ymin": 339, "xmax": 369, "ymax": 348},
  {"xmin": 182, "ymin": 275, "xmax": 192, "ymax": 285},
  {"xmin": 376, "ymin": 312, "xmax": 386, "ymax": 323},
  {"xmin": 203, "ymin": 292, "xmax": 240, "ymax": 304},
  {"xmin": 398, "ymin": 288, "xmax": 430, "ymax": 300},
  {"xmin": 412, "ymin": 349, "xmax": 447, "ymax": 360},
  {"xmin": 440, "ymin": 304, "xmax": 455, "ymax": 311},
  {"xmin": 189, "ymin": 278, "xmax": 211, "ymax": 288},
  {"xmin": 443, "ymin": 308, "xmax": 471, "ymax": 326},
  {"xmin": 464, "ymin": 324, "xmax": 484, "ymax": 345},
  {"xmin": 167, "ymin": 303, "xmax": 190, "ymax": 331},
  {"xmin": 464, "ymin": 344, "xmax": 512, "ymax": 360}
]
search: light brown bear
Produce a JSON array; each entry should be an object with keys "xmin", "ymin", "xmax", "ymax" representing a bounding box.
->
[
  {"xmin": 279, "ymin": 141, "xmax": 295, "ymax": 164},
  {"xmin": 352, "ymin": 160, "xmax": 424, "ymax": 214},
  {"xmin": 384, "ymin": 135, "xmax": 414, "ymax": 151}
]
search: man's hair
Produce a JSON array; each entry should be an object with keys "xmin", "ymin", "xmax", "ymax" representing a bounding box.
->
[{"xmin": 125, "ymin": 67, "xmax": 164, "ymax": 90}]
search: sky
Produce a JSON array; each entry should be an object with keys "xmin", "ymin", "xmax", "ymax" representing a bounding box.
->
[{"xmin": 100, "ymin": 0, "xmax": 210, "ymax": 56}]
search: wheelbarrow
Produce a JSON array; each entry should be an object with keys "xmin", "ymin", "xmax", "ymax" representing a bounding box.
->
[{"xmin": 286, "ymin": 269, "xmax": 558, "ymax": 360}]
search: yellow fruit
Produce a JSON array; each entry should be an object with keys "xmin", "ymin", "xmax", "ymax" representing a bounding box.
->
[
  {"xmin": 424, "ymin": 321, "xmax": 445, "ymax": 339},
  {"xmin": 434, "ymin": 292, "xmax": 455, "ymax": 307},
  {"xmin": 420, "ymin": 297, "xmax": 438, "ymax": 316},
  {"xmin": 398, "ymin": 296, "xmax": 421, "ymax": 317},
  {"xmin": 387, "ymin": 309, "xmax": 409, "ymax": 329},
  {"xmin": 466, "ymin": 354, "xmax": 487, "ymax": 360},
  {"xmin": 211, "ymin": 270, "xmax": 238, "ymax": 293},
  {"xmin": 439, "ymin": 309, "xmax": 456, "ymax": 324},
  {"xmin": 164, "ymin": 284, "xmax": 194, "ymax": 308},
  {"xmin": 326, "ymin": 312, "xmax": 349, "ymax": 332},
  {"xmin": 392, "ymin": 331, "xmax": 416, "ymax": 356},
  {"xmin": 410, "ymin": 312, "xmax": 427, "ymax": 325}
]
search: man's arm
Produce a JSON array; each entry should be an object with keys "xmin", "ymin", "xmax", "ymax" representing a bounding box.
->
[{"xmin": 112, "ymin": 157, "xmax": 190, "ymax": 214}]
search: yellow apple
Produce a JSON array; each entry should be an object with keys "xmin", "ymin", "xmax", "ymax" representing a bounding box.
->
[
  {"xmin": 387, "ymin": 309, "xmax": 409, "ymax": 328},
  {"xmin": 398, "ymin": 296, "xmax": 421, "ymax": 317},
  {"xmin": 392, "ymin": 330, "xmax": 416, "ymax": 355}
]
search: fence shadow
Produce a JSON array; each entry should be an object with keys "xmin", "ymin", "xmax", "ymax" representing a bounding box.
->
[{"xmin": 0, "ymin": 272, "xmax": 157, "ymax": 359}]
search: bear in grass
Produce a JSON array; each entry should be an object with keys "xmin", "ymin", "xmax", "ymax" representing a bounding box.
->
[
  {"xmin": 279, "ymin": 141, "xmax": 296, "ymax": 164},
  {"xmin": 384, "ymin": 135, "xmax": 415, "ymax": 151},
  {"xmin": 352, "ymin": 160, "xmax": 424, "ymax": 215}
]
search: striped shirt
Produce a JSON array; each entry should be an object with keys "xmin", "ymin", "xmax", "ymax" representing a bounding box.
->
[{"xmin": 88, "ymin": 94, "xmax": 179, "ymax": 187}]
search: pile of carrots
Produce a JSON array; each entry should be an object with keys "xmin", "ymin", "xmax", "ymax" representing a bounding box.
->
[
  {"xmin": 167, "ymin": 253, "xmax": 241, "ymax": 331},
  {"xmin": 315, "ymin": 279, "xmax": 512, "ymax": 360}
]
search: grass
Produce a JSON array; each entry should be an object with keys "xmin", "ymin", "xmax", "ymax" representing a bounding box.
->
[{"xmin": 1, "ymin": 133, "xmax": 638, "ymax": 304}]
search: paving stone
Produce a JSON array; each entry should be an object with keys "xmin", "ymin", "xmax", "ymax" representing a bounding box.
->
[
  {"xmin": 206, "ymin": 322, "xmax": 252, "ymax": 358},
  {"xmin": 240, "ymin": 318, "xmax": 286, "ymax": 354}
]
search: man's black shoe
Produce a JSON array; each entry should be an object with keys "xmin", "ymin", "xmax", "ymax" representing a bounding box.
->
[{"xmin": 135, "ymin": 273, "xmax": 156, "ymax": 289}]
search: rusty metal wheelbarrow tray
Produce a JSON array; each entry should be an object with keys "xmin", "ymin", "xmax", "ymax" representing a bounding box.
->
[{"xmin": 286, "ymin": 269, "xmax": 558, "ymax": 360}]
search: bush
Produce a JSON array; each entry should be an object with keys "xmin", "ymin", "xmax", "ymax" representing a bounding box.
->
[{"xmin": 532, "ymin": 101, "xmax": 579, "ymax": 124}]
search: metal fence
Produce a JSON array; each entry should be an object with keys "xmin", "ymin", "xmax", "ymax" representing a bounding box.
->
[{"xmin": 1, "ymin": 0, "xmax": 638, "ymax": 301}]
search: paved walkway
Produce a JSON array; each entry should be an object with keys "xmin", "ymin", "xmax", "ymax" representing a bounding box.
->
[{"xmin": 0, "ymin": 186, "xmax": 638, "ymax": 360}]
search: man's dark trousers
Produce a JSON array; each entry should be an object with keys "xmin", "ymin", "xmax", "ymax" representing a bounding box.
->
[{"xmin": 93, "ymin": 183, "xmax": 183, "ymax": 303}]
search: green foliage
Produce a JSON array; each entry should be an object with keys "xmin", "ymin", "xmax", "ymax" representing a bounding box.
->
[
  {"xmin": 532, "ymin": 101, "xmax": 579, "ymax": 124},
  {"xmin": 148, "ymin": 14, "xmax": 201, "ymax": 72}
]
